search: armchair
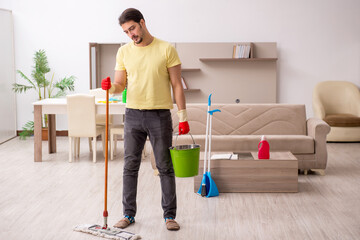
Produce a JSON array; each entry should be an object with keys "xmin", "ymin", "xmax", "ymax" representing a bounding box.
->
[{"xmin": 313, "ymin": 81, "xmax": 360, "ymax": 142}]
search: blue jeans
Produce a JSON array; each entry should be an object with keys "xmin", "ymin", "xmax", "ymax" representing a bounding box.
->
[{"xmin": 122, "ymin": 108, "xmax": 176, "ymax": 219}]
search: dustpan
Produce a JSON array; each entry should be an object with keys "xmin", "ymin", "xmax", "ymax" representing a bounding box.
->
[{"xmin": 205, "ymin": 172, "xmax": 219, "ymax": 197}]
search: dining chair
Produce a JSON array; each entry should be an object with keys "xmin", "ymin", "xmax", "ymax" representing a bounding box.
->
[
  {"xmin": 89, "ymin": 88, "xmax": 113, "ymax": 126},
  {"xmin": 88, "ymin": 89, "xmax": 146, "ymax": 160},
  {"xmin": 110, "ymin": 125, "xmax": 125, "ymax": 160},
  {"xmin": 67, "ymin": 94, "xmax": 105, "ymax": 162},
  {"xmin": 110, "ymin": 126, "xmax": 147, "ymax": 160},
  {"xmin": 89, "ymin": 88, "xmax": 125, "ymax": 159}
]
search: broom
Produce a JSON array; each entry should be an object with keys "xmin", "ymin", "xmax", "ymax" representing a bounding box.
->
[
  {"xmin": 73, "ymin": 77, "xmax": 141, "ymax": 240},
  {"xmin": 197, "ymin": 93, "xmax": 220, "ymax": 198}
]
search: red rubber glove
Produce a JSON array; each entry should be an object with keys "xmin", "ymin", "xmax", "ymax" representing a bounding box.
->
[
  {"xmin": 101, "ymin": 77, "xmax": 111, "ymax": 90},
  {"xmin": 179, "ymin": 121, "xmax": 190, "ymax": 135}
]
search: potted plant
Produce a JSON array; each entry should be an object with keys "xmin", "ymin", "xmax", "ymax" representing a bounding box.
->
[{"xmin": 13, "ymin": 49, "xmax": 76, "ymax": 140}]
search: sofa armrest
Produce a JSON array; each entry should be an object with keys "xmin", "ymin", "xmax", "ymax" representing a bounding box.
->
[
  {"xmin": 307, "ymin": 118, "xmax": 330, "ymax": 137},
  {"xmin": 307, "ymin": 117, "xmax": 331, "ymax": 169}
]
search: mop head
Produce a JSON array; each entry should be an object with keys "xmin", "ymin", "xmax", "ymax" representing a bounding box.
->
[{"xmin": 74, "ymin": 224, "xmax": 141, "ymax": 240}]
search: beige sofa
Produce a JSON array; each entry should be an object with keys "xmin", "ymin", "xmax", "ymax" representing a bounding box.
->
[{"xmin": 150, "ymin": 104, "xmax": 330, "ymax": 173}]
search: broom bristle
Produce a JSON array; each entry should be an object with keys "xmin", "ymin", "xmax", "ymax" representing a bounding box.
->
[{"xmin": 201, "ymin": 184, "xmax": 207, "ymax": 197}]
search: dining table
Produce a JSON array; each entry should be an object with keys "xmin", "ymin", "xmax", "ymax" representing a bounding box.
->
[{"xmin": 32, "ymin": 98, "xmax": 126, "ymax": 162}]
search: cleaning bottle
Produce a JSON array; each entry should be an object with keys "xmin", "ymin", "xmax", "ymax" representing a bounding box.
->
[
  {"xmin": 258, "ymin": 135, "xmax": 270, "ymax": 159},
  {"xmin": 122, "ymin": 88, "xmax": 127, "ymax": 103}
]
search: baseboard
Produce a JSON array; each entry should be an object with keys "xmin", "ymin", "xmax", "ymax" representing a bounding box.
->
[
  {"xmin": 17, "ymin": 130, "xmax": 69, "ymax": 137},
  {"xmin": 55, "ymin": 131, "xmax": 68, "ymax": 136}
]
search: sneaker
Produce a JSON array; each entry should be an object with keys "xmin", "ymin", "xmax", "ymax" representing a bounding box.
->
[
  {"xmin": 165, "ymin": 218, "xmax": 180, "ymax": 231},
  {"xmin": 114, "ymin": 216, "xmax": 135, "ymax": 229}
]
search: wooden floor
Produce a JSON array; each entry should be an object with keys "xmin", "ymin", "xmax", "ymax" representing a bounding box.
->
[{"xmin": 0, "ymin": 137, "xmax": 359, "ymax": 240}]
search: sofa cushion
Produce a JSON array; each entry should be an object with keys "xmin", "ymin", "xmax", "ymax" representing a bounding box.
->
[
  {"xmin": 174, "ymin": 134, "xmax": 314, "ymax": 154},
  {"xmin": 324, "ymin": 114, "xmax": 360, "ymax": 127}
]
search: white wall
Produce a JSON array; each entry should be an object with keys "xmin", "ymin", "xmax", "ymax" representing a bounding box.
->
[
  {"xmin": 1, "ymin": 0, "xmax": 359, "ymax": 130},
  {"xmin": 0, "ymin": 9, "xmax": 16, "ymax": 143}
]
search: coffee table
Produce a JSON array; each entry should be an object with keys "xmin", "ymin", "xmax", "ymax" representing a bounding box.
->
[{"xmin": 194, "ymin": 151, "xmax": 298, "ymax": 193}]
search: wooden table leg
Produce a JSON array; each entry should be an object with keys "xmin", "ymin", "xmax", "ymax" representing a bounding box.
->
[
  {"xmin": 34, "ymin": 105, "xmax": 42, "ymax": 162},
  {"xmin": 48, "ymin": 114, "xmax": 56, "ymax": 153}
]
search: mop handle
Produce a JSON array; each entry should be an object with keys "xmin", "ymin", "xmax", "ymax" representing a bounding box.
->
[
  {"xmin": 203, "ymin": 105, "xmax": 210, "ymax": 174},
  {"xmin": 103, "ymin": 88, "xmax": 109, "ymax": 225}
]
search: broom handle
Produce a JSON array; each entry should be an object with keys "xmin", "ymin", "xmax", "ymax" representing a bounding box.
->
[
  {"xmin": 206, "ymin": 109, "xmax": 220, "ymax": 172},
  {"xmin": 208, "ymin": 115, "xmax": 213, "ymax": 171},
  {"xmin": 203, "ymin": 106, "xmax": 210, "ymax": 173},
  {"xmin": 103, "ymin": 88, "xmax": 109, "ymax": 227}
]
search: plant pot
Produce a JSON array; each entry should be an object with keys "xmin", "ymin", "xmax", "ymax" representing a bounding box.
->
[{"xmin": 42, "ymin": 128, "xmax": 48, "ymax": 141}]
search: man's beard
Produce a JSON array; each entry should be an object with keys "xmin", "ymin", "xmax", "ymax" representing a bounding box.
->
[
  {"xmin": 133, "ymin": 36, "xmax": 143, "ymax": 44},
  {"xmin": 133, "ymin": 24, "xmax": 143, "ymax": 44}
]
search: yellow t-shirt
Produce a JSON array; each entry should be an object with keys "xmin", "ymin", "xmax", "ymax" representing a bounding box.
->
[{"xmin": 114, "ymin": 38, "xmax": 181, "ymax": 109}]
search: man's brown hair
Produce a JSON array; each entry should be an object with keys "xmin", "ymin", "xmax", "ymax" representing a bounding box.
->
[{"xmin": 119, "ymin": 8, "xmax": 144, "ymax": 25}]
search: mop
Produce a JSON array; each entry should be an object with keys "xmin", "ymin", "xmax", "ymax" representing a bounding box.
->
[
  {"xmin": 74, "ymin": 77, "xmax": 141, "ymax": 240},
  {"xmin": 197, "ymin": 94, "xmax": 220, "ymax": 198}
]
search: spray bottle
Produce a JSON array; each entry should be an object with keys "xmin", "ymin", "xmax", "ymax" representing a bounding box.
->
[
  {"xmin": 122, "ymin": 88, "xmax": 127, "ymax": 103},
  {"xmin": 258, "ymin": 135, "xmax": 270, "ymax": 159}
]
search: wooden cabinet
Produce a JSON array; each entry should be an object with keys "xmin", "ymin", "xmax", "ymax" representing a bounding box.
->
[
  {"xmin": 89, "ymin": 42, "xmax": 277, "ymax": 103},
  {"xmin": 89, "ymin": 43, "xmax": 121, "ymax": 89}
]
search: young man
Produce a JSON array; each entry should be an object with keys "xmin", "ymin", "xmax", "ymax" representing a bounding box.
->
[{"xmin": 101, "ymin": 8, "xmax": 189, "ymax": 231}]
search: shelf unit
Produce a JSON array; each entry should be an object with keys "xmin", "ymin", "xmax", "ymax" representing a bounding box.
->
[
  {"xmin": 181, "ymin": 68, "xmax": 201, "ymax": 92},
  {"xmin": 176, "ymin": 42, "xmax": 277, "ymax": 103},
  {"xmin": 199, "ymin": 58, "xmax": 277, "ymax": 62},
  {"xmin": 89, "ymin": 42, "xmax": 277, "ymax": 104}
]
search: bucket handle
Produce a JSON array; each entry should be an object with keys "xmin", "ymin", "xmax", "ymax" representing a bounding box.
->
[{"xmin": 173, "ymin": 132, "xmax": 196, "ymax": 149}]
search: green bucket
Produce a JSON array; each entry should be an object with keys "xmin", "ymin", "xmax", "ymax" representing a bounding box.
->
[{"xmin": 169, "ymin": 133, "xmax": 200, "ymax": 178}]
